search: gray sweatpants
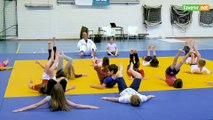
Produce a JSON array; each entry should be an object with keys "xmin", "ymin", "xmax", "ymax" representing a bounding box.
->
[{"xmin": 57, "ymin": 55, "xmax": 72, "ymax": 71}]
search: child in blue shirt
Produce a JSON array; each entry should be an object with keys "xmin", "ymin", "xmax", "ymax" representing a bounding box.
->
[{"xmin": 90, "ymin": 64, "xmax": 119, "ymax": 89}]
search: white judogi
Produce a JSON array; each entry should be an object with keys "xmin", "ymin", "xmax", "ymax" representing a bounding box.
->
[{"xmin": 77, "ymin": 39, "xmax": 96, "ymax": 55}]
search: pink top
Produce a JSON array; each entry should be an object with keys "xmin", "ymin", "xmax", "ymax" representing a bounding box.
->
[{"xmin": 0, "ymin": 62, "xmax": 6, "ymax": 67}]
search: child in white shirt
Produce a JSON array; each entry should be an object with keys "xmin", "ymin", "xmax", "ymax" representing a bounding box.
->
[
  {"xmin": 102, "ymin": 63, "xmax": 155, "ymax": 106},
  {"xmin": 106, "ymin": 37, "xmax": 118, "ymax": 56}
]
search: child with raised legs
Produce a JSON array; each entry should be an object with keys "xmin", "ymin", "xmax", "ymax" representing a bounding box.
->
[
  {"xmin": 187, "ymin": 42, "xmax": 211, "ymax": 74},
  {"xmin": 102, "ymin": 63, "xmax": 155, "ymax": 106},
  {"xmin": 182, "ymin": 39, "xmax": 197, "ymax": 64},
  {"xmin": 28, "ymin": 48, "xmax": 58, "ymax": 94},
  {"xmin": 92, "ymin": 56, "xmax": 110, "ymax": 84},
  {"xmin": 156, "ymin": 49, "xmax": 192, "ymax": 88},
  {"xmin": 56, "ymin": 51, "xmax": 87, "ymax": 80},
  {"xmin": 90, "ymin": 64, "xmax": 118, "ymax": 89},
  {"xmin": 142, "ymin": 45, "xmax": 159, "ymax": 67},
  {"xmin": 0, "ymin": 59, "xmax": 13, "ymax": 70},
  {"xmin": 127, "ymin": 50, "xmax": 146, "ymax": 80}
]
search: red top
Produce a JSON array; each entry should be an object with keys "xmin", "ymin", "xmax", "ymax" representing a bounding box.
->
[
  {"xmin": 165, "ymin": 74, "xmax": 176, "ymax": 86},
  {"xmin": 0, "ymin": 62, "xmax": 6, "ymax": 67},
  {"xmin": 94, "ymin": 65, "xmax": 109, "ymax": 84},
  {"xmin": 32, "ymin": 79, "xmax": 48, "ymax": 91}
]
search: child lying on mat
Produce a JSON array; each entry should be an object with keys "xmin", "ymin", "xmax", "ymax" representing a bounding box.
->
[
  {"xmin": 28, "ymin": 47, "xmax": 57, "ymax": 94},
  {"xmin": 36, "ymin": 38, "xmax": 87, "ymax": 80},
  {"xmin": 29, "ymin": 40, "xmax": 75, "ymax": 94},
  {"xmin": 13, "ymin": 83, "xmax": 99, "ymax": 112},
  {"xmin": 92, "ymin": 56, "xmax": 110, "ymax": 84},
  {"xmin": 127, "ymin": 50, "xmax": 146, "ymax": 80},
  {"xmin": 183, "ymin": 39, "xmax": 198, "ymax": 64},
  {"xmin": 142, "ymin": 45, "xmax": 159, "ymax": 67},
  {"xmin": 90, "ymin": 64, "xmax": 118, "ymax": 90},
  {"xmin": 0, "ymin": 59, "xmax": 13, "ymax": 71},
  {"xmin": 29, "ymin": 49, "xmax": 75, "ymax": 94},
  {"xmin": 184, "ymin": 41, "xmax": 211, "ymax": 74},
  {"xmin": 156, "ymin": 49, "xmax": 192, "ymax": 88},
  {"xmin": 56, "ymin": 51, "xmax": 87, "ymax": 80},
  {"xmin": 91, "ymin": 56, "xmax": 109, "ymax": 68},
  {"xmin": 102, "ymin": 63, "xmax": 155, "ymax": 106}
]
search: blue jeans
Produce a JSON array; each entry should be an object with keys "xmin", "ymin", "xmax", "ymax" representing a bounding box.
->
[{"xmin": 117, "ymin": 77, "xmax": 142, "ymax": 93}]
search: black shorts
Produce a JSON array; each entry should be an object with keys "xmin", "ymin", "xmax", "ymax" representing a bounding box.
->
[
  {"xmin": 46, "ymin": 79, "xmax": 67, "ymax": 95},
  {"xmin": 190, "ymin": 63, "xmax": 197, "ymax": 66},
  {"xmin": 183, "ymin": 46, "xmax": 190, "ymax": 55},
  {"xmin": 144, "ymin": 55, "xmax": 157, "ymax": 62},
  {"xmin": 166, "ymin": 66, "xmax": 180, "ymax": 76},
  {"xmin": 107, "ymin": 52, "xmax": 115, "ymax": 55},
  {"xmin": 144, "ymin": 56, "xmax": 152, "ymax": 61}
]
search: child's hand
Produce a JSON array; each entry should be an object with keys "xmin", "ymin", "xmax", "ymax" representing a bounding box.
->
[
  {"xmin": 82, "ymin": 73, "xmax": 87, "ymax": 77},
  {"xmin": 101, "ymin": 97, "xmax": 108, "ymax": 100},
  {"xmin": 35, "ymin": 60, "xmax": 40, "ymax": 64},
  {"xmin": 28, "ymin": 80, "xmax": 33, "ymax": 89},
  {"xmin": 69, "ymin": 85, "xmax": 76, "ymax": 90},
  {"xmin": 129, "ymin": 76, "xmax": 133, "ymax": 80},
  {"xmin": 147, "ymin": 95, "xmax": 156, "ymax": 100},
  {"xmin": 89, "ymin": 106, "xmax": 99, "ymax": 109},
  {"xmin": 12, "ymin": 109, "xmax": 23, "ymax": 112}
]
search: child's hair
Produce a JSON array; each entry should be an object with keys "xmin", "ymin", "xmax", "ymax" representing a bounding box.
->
[
  {"xmin": 173, "ymin": 79, "xmax": 183, "ymax": 88},
  {"xmin": 102, "ymin": 57, "xmax": 109, "ymax": 67},
  {"xmin": 38, "ymin": 84, "xmax": 47, "ymax": 94},
  {"xmin": 108, "ymin": 36, "xmax": 114, "ymax": 41},
  {"xmin": 64, "ymin": 63, "xmax": 75, "ymax": 80},
  {"xmin": 59, "ymin": 78, "xmax": 67, "ymax": 92},
  {"xmin": 130, "ymin": 95, "xmax": 141, "ymax": 106},
  {"xmin": 56, "ymin": 69, "xmax": 66, "ymax": 79},
  {"xmin": 198, "ymin": 59, "xmax": 206, "ymax": 67},
  {"xmin": 108, "ymin": 64, "xmax": 118, "ymax": 74},
  {"xmin": 150, "ymin": 58, "xmax": 159, "ymax": 67},
  {"xmin": 50, "ymin": 84, "xmax": 70, "ymax": 111}
]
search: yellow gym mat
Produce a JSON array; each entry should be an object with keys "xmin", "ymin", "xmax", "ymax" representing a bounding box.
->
[{"xmin": 5, "ymin": 57, "xmax": 213, "ymax": 98}]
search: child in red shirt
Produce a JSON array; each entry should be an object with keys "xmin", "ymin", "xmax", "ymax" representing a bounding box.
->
[
  {"xmin": 156, "ymin": 49, "xmax": 192, "ymax": 88},
  {"xmin": 127, "ymin": 50, "xmax": 146, "ymax": 80}
]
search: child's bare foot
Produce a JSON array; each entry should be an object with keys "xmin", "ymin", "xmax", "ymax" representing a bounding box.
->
[
  {"xmin": 61, "ymin": 51, "xmax": 65, "ymax": 57},
  {"xmin": 118, "ymin": 63, "xmax": 123, "ymax": 72},
  {"xmin": 3, "ymin": 59, "xmax": 9, "ymax": 66},
  {"xmin": 148, "ymin": 45, "xmax": 152, "ymax": 50},
  {"xmin": 130, "ymin": 49, "xmax": 137, "ymax": 54},
  {"xmin": 82, "ymin": 73, "xmax": 87, "ymax": 76},
  {"xmin": 143, "ymin": 77, "xmax": 148, "ymax": 80},
  {"xmin": 28, "ymin": 80, "xmax": 33, "ymax": 89},
  {"xmin": 205, "ymin": 81, "xmax": 213, "ymax": 85},
  {"xmin": 80, "ymin": 51, "xmax": 84, "ymax": 56},
  {"xmin": 178, "ymin": 49, "xmax": 184, "ymax": 53},
  {"xmin": 152, "ymin": 45, "xmax": 156, "ymax": 50}
]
